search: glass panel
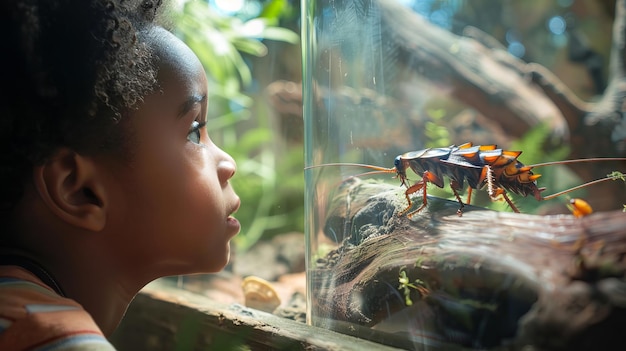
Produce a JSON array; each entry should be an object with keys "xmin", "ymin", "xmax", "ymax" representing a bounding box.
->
[{"xmin": 303, "ymin": 0, "xmax": 618, "ymax": 349}]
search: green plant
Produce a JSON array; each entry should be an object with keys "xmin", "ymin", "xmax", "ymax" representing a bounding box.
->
[
  {"xmin": 171, "ymin": 0, "xmax": 301, "ymax": 251},
  {"xmin": 398, "ymin": 269, "xmax": 429, "ymax": 306},
  {"xmin": 607, "ymin": 171, "xmax": 626, "ymax": 212},
  {"xmin": 424, "ymin": 108, "xmax": 452, "ymax": 149},
  {"xmin": 173, "ymin": 0, "xmax": 298, "ymax": 115}
]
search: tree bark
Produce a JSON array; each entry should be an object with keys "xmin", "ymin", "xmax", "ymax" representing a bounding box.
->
[{"xmin": 310, "ymin": 178, "xmax": 626, "ymax": 350}]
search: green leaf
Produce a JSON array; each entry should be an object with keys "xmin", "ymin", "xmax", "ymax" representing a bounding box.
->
[
  {"xmin": 258, "ymin": 27, "xmax": 300, "ymax": 44},
  {"xmin": 260, "ymin": 0, "xmax": 290, "ymax": 19}
]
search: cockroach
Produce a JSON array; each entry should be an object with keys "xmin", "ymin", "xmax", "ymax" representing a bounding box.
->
[{"xmin": 306, "ymin": 142, "xmax": 626, "ymax": 217}]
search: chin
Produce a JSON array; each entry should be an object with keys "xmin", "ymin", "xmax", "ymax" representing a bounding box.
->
[
  {"xmin": 213, "ymin": 249, "xmax": 231, "ymax": 272},
  {"xmin": 200, "ymin": 245, "xmax": 231, "ymax": 273}
]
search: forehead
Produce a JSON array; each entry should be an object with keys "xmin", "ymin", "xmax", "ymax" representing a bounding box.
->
[{"xmin": 145, "ymin": 27, "xmax": 207, "ymax": 93}]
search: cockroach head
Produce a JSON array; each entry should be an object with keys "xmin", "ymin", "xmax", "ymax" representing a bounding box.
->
[
  {"xmin": 393, "ymin": 155, "xmax": 409, "ymax": 183},
  {"xmin": 394, "ymin": 155, "xmax": 404, "ymax": 173}
]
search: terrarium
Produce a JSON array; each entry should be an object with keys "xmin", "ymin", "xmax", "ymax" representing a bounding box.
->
[{"xmin": 302, "ymin": 1, "xmax": 626, "ymax": 350}]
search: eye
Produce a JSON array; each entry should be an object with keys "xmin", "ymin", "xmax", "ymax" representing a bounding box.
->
[{"xmin": 187, "ymin": 120, "xmax": 206, "ymax": 144}]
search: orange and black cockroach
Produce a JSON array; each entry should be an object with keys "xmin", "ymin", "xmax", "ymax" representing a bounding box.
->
[{"xmin": 306, "ymin": 142, "xmax": 626, "ymax": 217}]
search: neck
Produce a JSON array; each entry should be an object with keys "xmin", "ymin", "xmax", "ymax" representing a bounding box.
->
[{"xmin": 51, "ymin": 246, "xmax": 143, "ymax": 336}]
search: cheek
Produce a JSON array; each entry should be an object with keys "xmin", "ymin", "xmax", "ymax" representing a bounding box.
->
[
  {"xmin": 147, "ymin": 149, "xmax": 226, "ymax": 236},
  {"xmin": 111, "ymin": 154, "xmax": 229, "ymax": 270},
  {"xmin": 183, "ymin": 165, "xmax": 223, "ymax": 226},
  {"xmin": 114, "ymin": 145, "xmax": 212, "ymax": 229},
  {"xmin": 153, "ymin": 151, "xmax": 222, "ymax": 227}
]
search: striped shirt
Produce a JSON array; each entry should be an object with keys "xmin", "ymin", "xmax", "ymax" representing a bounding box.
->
[{"xmin": 0, "ymin": 265, "xmax": 116, "ymax": 350}]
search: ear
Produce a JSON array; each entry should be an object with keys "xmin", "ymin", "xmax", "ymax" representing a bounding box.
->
[{"xmin": 33, "ymin": 148, "xmax": 107, "ymax": 232}]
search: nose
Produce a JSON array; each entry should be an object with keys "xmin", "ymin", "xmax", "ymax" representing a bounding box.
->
[{"xmin": 217, "ymin": 149, "xmax": 236, "ymax": 183}]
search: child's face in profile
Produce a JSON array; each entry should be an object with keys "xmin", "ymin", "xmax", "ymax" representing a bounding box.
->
[{"xmin": 102, "ymin": 27, "xmax": 240, "ymax": 275}]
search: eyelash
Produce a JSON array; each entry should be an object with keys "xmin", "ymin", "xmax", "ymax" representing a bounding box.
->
[{"xmin": 187, "ymin": 120, "xmax": 206, "ymax": 144}]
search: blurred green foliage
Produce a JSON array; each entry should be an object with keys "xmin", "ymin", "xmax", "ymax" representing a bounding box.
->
[
  {"xmin": 171, "ymin": 0, "xmax": 302, "ymax": 252},
  {"xmin": 424, "ymin": 108, "xmax": 452, "ymax": 149}
]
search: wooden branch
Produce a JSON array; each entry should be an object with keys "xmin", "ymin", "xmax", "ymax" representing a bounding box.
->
[
  {"xmin": 377, "ymin": 0, "xmax": 569, "ymax": 141},
  {"xmin": 376, "ymin": 0, "xmax": 626, "ymax": 159},
  {"xmin": 311, "ymin": 179, "xmax": 626, "ymax": 350},
  {"xmin": 111, "ymin": 281, "xmax": 404, "ymax": 351},
  {"xmin": 463, "ymin": 25, "xmax": 592, "ymax": 132},
  {"xmin": 526, "ymin": 63, "xmax": 590, "ymax": 132}
]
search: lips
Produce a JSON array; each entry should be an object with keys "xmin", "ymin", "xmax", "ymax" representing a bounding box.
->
[
  {"xmin": 226, "ymin": 197, "xmax": 241, "ymax": 235},
  {"xmin": 226, "ymin": 215, "xmax": 241, "ymax": 238}
]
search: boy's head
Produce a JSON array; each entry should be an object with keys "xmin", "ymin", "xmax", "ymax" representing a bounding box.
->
[{"xmin": 2, "ymin": 0, "xmax": 240, "ymax": 277}]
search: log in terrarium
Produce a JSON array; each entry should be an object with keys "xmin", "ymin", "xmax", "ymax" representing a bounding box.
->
[{"xmin": 309, "ymin": 178, "xmax": 626, "ymax": 350}]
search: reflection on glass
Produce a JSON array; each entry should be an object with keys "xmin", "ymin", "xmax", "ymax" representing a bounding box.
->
[{"xmin": 303, "ymin": 1, "xmax": 618, "ymax": 350}]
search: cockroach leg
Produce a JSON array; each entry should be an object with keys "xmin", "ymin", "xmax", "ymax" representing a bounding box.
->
[
  {"xmin": 401, "ymin": 171, "xmax": 439, "ymax": 218},
  {"xmin": 465, "ymin": 187, "xmax": 473, "ymax": 207},
  {"xmin": 485, "ymin": 164, "xmax": 520, "ymax": 212},
  {"xmin": 399, "ymin": 179, "xmax": 426, "ymax": 217},
  {"xmin": 485, "ymin": 165, "xmax": 497, "ymax": 199},
  {"xmin": 501, "ymin": 192, "xmax": 520, "ymax": 213},
  {"xmin": 449, "ymin": 179, "xmax": 466, "ymax": 216}
]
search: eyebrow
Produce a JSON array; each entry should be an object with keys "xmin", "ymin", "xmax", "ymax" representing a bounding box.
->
[{"xmin": 177, "ymin": 94, "xmax": 207, "ymax": 119}]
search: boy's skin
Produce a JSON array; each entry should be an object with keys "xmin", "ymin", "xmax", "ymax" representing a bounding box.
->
[{"xmin": 4, "ymin": 26, "xmax": 241, "ymax": 335}]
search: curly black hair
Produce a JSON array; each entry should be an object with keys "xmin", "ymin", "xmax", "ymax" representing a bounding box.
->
[{"xmin": 1, "ymin": 0, "xmax": 167, "ymax": 222}]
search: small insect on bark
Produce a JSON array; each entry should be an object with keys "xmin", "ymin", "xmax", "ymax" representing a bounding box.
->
[
  {"xmin": 567, "ymin": 198, "xmax": 594, "ymax": 218},
  {"xmin": 306, "ymin": 142, "xmax": 626, "ymax": 217}
]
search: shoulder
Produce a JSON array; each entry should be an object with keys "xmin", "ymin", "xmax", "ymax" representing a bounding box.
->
[{"xmin": 0, "ymin": 265, "xmax": 116, "ymax": 351}]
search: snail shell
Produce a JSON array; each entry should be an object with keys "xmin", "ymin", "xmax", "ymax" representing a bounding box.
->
[{"xmin": 241, "ymin": 276, "xmax": 281, "ymax": 312}]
